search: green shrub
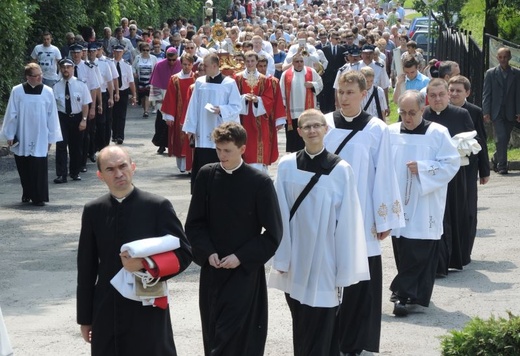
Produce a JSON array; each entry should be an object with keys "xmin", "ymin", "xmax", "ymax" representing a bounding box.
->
[
  {"xmin": 440, "ymin": 312, "xmax": 520, "ymax": 356},
  {"xmin": 0, "ymin": 0, "xmax": 35, "ymax": 113}
]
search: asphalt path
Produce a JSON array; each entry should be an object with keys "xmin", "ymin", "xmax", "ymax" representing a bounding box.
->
[{"xmin": 1, "ymin": 105, "xmax": 519, "ymax": 355}]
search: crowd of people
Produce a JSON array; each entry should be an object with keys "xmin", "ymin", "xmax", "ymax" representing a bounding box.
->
[{"xmin": 2, "ymin": 0, "xmax": 520, "ymax": 354}]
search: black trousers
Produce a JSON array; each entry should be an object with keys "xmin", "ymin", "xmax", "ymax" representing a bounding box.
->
[
  {"xmin": 391, "ymin": 236, "xmax": 439, "ymax": 307},
  {"xmin": 104, "ymin": 91, "xmax": 114, "ymax": 148},
  {"xmin": 112, "ymin": 88, "xmax": 129, "ymax": 141},
  {"xmin": 285, "ymin": 119, "xmax": 305, "ymax": 153},
  {"xmin": 338, "ymin": 255, "xmax": 382, "ymax": 354},
  {"xmin": 318, "ymin": 82, "xmax": 336, "ymax": 114},
  {"xmin": 56, "ymin": 112, "xmax": 84, "ymax": 176},
  {"xmin": 15, "ymin": 155, "xmax": 49, "ymax": 203},
  {"xmin": 95, "ymin": 91, "xmax": 109, "ymax": 151},
  {"xmin": 191, "ymin": 148, "xmax": 219, "ymax": 193},
  {"xmin": 152, "ymin": 110, "xmax": 168, "ymax": 148},
  {"xmin": 285, "ymin": 294, "xmax": 338, "ymax": 356},
  {"xmin": 81, "ymin": 103, "xmax": 96, "ymax": 166}
]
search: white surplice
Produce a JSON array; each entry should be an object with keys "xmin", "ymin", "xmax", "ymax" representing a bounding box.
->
[
  {"xmin": 269, "ymin": 153, "xmax": 370, "ymax": 308},
  {"xmin": 324, "ymin": 115, "xmax": 405, "ymax": 256},
  {"xmin": 1, "ymin": 84, "xmax": 62, "ymax": 157},
  {"xmin": 388, "ymin": 122, "xmax": 460, "ymax": 239},
  {"xmin": 182, "ymin": 76, "xmax": 242, "ymax": 148}
]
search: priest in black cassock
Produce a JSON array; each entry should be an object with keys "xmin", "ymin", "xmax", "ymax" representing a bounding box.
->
[
  {"xmin": 77, "ymin": 146, "xmax": 192, "ymax": 356},
  {"xmin": 185, "ymin": 122, "xmax": 282, "ymax": 356},
  {"xmin": 448, "ymin": 75, "xmax": 490, "ymax": 264},
  {"xmin": 389, "ymin": 90, "xmax": 460, "ymax": 317},
  {"xmin": 423, "ymin": 79, "xmax": 476, "ymax": 275}
]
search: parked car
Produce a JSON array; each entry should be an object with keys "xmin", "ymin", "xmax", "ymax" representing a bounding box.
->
[
  {"xmin": 407, "ymin": 17, "xmax": 430, "ymax": 37},
  {"xmin": 411, "ymin": 29, "xmax": 437, "ymax": 58}
]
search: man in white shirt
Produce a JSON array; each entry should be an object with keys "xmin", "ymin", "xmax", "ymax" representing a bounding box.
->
[{"xmin": 31, "ymin": 31, "xmax": 62, "ymax": 87}]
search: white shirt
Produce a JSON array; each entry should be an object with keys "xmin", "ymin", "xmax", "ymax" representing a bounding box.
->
[
  {"xmin": 53, "ymin": 76, "xmax": 92, "ymax": 114},
  {"xmin": 31, "ymin": 44, "xmax": 62, "ymax": 81}
]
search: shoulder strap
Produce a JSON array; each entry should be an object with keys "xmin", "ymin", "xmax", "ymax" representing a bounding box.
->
[
  {"xmin": 334, "ymin": 129, "xmax": 359, "ymax": 155},
  {"xmin": 363, "ymin": 89, "xmax": 376, "ymax": 111},
  {"xmin": 289, "ymin": 156, "xmax": 342, "ymax": 221},
  {"xmin": 373, "ymin": 87, "xmax": 383, "ymax": 120}
]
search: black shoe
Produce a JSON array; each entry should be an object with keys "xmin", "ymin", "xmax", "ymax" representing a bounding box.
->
[
  {"xmin": 32, "ymin": 201, "xmax": 45, "ymax": 206},
  {"xmin": 22, "ymin": 196, "xmax": 31, "ymax": 203},
  {"xmin": 80, "ymin": 166, "xmax": 87, "ymax": 173},
  {"xmin": 70, "ymin": 174, "xmax": 82, "ymax": 181},
  {"xmin": 116, "ymin": 138, "xmax": 123, "ymax": 145},
  {"xmin": 393, "ymin": 302, "xmax": 408, "ymax": 317},
  {"xmin": 497, "ymin": 169, "xmax": 508, "ymax": 175},
  {"xmin": 89, "ymin": 154, "xmax": 96, "ymax": 163},
  {"xmin": 54, "ymin": 176, "xmax": 67, "ymax": 184},
  {"xmin": 111, "ymin": 138, "xmax": 117, "ymax": 143},
  {"xmin": 491, "ymin": 157, "xmax": 497, "ymax": 172},
  {"xmin": 157, "ymin": 146, "xmax": 165, "ymax": 154},
  {"xmin": 390, "ymin": 292, "xmax": 399, "ymax": 303}
]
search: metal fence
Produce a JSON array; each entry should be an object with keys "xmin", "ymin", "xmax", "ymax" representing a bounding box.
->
[{"xmin": 435, "ymin": 27, "xmax": 484, "ymax": 106}]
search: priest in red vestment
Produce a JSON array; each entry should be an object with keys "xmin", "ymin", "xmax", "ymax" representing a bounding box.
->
[
  {"xmin": 162, "ymin": 54, "xmax": 196, "ymax": 173},
  {"xmin": 235, "ymin": 51, "xmax": 283, "ymax": 172}
]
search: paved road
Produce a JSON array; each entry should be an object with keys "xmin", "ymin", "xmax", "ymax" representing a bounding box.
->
[{"xmin": 1, "ymin": 106, "xmax": 519, "ymax": 355}]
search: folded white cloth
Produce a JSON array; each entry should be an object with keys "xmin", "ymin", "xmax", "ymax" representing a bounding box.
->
[
  {"xmin": 0, "ymin": 306, "xmax": 13, "ymax": 356},
  {"xmin": 452, "ymin": 130, "xmax": 481, "ymax": 166},
  {"xmin": 111, "ymin": 234, "xmax": 180, "ymax": 307},
  {"xmin": 120, "ymin": 234, "xmax": 180, "ymax": 257}
]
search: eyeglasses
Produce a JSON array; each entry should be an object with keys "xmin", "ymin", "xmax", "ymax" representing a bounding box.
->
[
  {"xmin": 28, "ymin": 72, "xmax": 43, "ymax": 77},
  {"xmin": 300, "ymin": 123, "xmax": 326, "ymax": 132},
  {"xmin": 142, "ymin": 49, "xmax": 150, "ymax": 51},
  {"xmin": 397, "ymin": 109, "xmax": 419, "ymax": 117}
]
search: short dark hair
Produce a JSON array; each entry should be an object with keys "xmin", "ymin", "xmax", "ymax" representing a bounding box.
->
[
  {"xmin": 402, "ymin": 55, "xmax": 419, "ymax": 69},
  {"xmin": 212, "ymin": 122, "xmax": 247, "ymax": 147}
]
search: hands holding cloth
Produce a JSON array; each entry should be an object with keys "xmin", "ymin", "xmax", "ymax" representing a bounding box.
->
[{"xmin": 110, "ymin": 234, "xmax": 181, "ymax": 309}]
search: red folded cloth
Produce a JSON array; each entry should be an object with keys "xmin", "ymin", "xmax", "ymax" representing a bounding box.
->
[{"xmin": 143, "ymin": 251, "xmax": 180, "ymax": 278}]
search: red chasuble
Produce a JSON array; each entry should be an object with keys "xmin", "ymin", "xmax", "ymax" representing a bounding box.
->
[
  {"xmin": 283, "ymin": 66, "xmax": 314, "ymax": 130},
  {"xmin": 236, "ymin": 73, "xmax": 280, "ymax": 165},
  {"xmin": 162, "ymin": 73, "xmax": 195, "ymax": 170}
]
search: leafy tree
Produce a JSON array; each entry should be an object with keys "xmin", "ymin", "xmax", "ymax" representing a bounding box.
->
[
  {"xmin": 0, "ymin": 0, "xmax": 36, "ymax": 112},
  {"xmin": 412, "ymin": 0, "xmax": 466, "ymax": 27}
]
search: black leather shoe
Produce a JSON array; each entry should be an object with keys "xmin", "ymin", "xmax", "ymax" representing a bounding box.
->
[
  {"xmin": 54, "ymin": 176, "xmax": 67, "ymax": 184},
  {"xmin": 157, "ymin": 146, "xmax": 165, "ymax": 154},
  {"xmin": 80, "ymin": 166, "xmax": 87, "ymax": 172},
  {"xmin": 497, "ymin": 169, "xmax": 508, "ymax": 175},
  {"xmin": 32, "ymin": 201, "xmax": 45, "ymax": 206},
  {"xmin": 393, "ymin": 302, "xmax": 408, "ymax": 317},
  {"xmin": 116, "ymin": 138, "xmax": 123, "ymax": 144},
  {"xmin": 89, "ymin": 154, "xmax": 96, "ymax": 162},
  {"xmin": 22, "ymin": 196, "xmax": 31, "ymax": 203},
  {"xmin": 70, "ymin": 174, "xmax": 82, "ymax": 181}
]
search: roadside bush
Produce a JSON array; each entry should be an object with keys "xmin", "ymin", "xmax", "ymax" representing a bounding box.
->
[
  {"xmin": 0, "ymin": 0, "xmax": 35, "ymax": 113},
  {"xmin": 440, "ymin": 312, "xmax": 520, "ymax": 356}
]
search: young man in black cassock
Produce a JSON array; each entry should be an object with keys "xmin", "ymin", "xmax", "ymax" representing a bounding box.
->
[
  {"xmin": 423, "ymin": 79, "xmax": 476, "ymax": 275},
  {"xmin": 448, "ymin": 75, "xmax": 491, "ymax": 264},
  {"xmin": 185, "ymin": 122, "xmax": 282, "ymax": 356},
  {"xmin": 77, "ymin": 146, "xmax": 192, "ymax": 355}
]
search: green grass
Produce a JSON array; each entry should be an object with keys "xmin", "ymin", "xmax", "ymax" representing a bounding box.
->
[
  {"xmin": 459, "ymin": 0, "xmax": 485, "ymax": 47},
  {"xmin": 403, "ymin": 0, "xmax": 414, "ymax": 8}
]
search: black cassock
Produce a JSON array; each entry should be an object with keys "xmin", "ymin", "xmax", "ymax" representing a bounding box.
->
[
  {"xmin": 462, "ymin": 101, "xmax": 490, "ymax": 262},
  {"xmin": 423, "ymin": 104, "xmax": 475, "ymax": 274},
  {"xmin": 77, "ymin": 188, "xmax": 192, "ymax": 356},
  {"xmin": 185, "ymin": 163, "xmax": 282, "ymax": 356}
]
